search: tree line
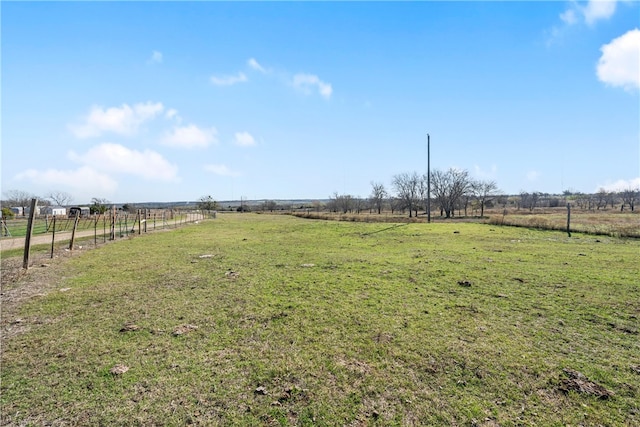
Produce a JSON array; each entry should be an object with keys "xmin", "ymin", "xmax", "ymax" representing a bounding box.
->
[{"xmin": 328, "ymin": 168, "xmax": 499, "ymax": 219}]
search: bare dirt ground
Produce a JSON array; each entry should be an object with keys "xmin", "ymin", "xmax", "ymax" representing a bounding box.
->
[
  {"xmin": 0, "ymin": 230, "xmax": 100, "ymax": 252},
  {"xmin": 1, "ymin": 251, "xmax": 78, "ymax": 341}
]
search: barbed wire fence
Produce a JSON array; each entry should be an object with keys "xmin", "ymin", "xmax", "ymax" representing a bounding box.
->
[{"xmin": 1, "ymin": 206, "xmax": 210, "ymax": 270}]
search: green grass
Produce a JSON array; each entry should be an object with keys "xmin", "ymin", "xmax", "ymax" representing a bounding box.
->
[{"xmin": 1, "ymin": 214, "xmax": 639, "ymax": 425}]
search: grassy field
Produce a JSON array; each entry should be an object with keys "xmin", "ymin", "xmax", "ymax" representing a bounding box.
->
[{"xmin": 1, "ymin": 214, "xmax": 639, "ymax": 426}]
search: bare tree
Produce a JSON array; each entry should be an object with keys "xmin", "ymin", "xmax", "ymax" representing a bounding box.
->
[
  {"xmin": 369, "ymin": 182, "xmax": 387, "ymax": 214},
  {"xmin": 620, "ymin": 188, "xmax": 639, "ymax": 212},
  {"xmin": 392, "ymin": 172, "xmax": 420, "ymax": 218},
  {"xmin": 329, "ymin": 192, "xmax": 354, "ymax": 213},
  {"xmin": 430, "ymin": 168, "xmax": 471, "ymax": 218},
  {"xmin": 3, "ymin": 189, "xmax": 37, "ymax": 216},
  {"xmin": 47, "ymin": 191, "xmax": 73, "ymax": 207},
  {"xmin": 474, "ymin": 180, "xmax": 499, "ymax": 217},
  {"xmin": 520, "ymin": 191, "xmax": 541, "ymax": 211},
  {"xmin": 594, "ymin": 189, "xmax": 608, "ymax": 210}
]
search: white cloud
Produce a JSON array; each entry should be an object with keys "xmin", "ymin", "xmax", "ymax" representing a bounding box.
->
[
  {"xmin": 210, "ymin": 72, "xmax": 248, "ymax": 86},
  {"xmin": 597, "ymin": 177, "xmax": 640, "ymax": 192},
  {"xmin": 69, "ymin": 143, "xmax": 178, "ymax": 181},
  {"xmin": 292, "ymin": 73, "xmax": 333, "ymax": 99},
  {"xmin": 248, "ymin": 58, "xmax": 267, "ymax": 73},
  {"xmin": 204, "ymin": 164, "xmax": 241, "ymax": 177},
  {"xmin": 14, "ymin": 166, "xmax": 118, "ymax": 195},
  {"xmin": 234, "ymin": 131, "xmax": 256, "ymax": 147},
  {"xmin": 558, "ymin": 0, "xmax": 619, "ymax": 27},
  {"xmin": 597, "ymin": 28, "xmax": 640, "ymax": 91},
  {"xmin": 560, "ymin": 8, "xmax": 578, "ymax": 25},
  {"xmin": 165, "ymin": 108, "xmax": 181, "ymax": 123},
  {"xmin": 150, "ymin": 50, "xmax": 163, "ymax": 64},
  {"xmin": 69, "ymin": 102, "xmax": 164, "ymax": 138},
  {"xmin": 162, "ymin": 124, "xmax": 217, "ymax": 149},
  {"xmin": 583, "ymin": 0, "xmax": 617, "ymax": 26}
]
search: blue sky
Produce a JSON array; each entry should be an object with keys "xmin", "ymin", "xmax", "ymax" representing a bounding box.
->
[{"xmin": 2, "ymin": 1, "xmax": 639, "ymax": 204}]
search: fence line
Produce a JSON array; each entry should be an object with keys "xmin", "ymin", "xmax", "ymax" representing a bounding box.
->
[{"xmin": 0, "ymin": 210, "xmax": 208, "ymax": 257}]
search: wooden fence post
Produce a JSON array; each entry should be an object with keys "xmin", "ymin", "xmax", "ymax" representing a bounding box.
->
[
  {"xmin": 566, "ymin": 203, "xmax": 571, "ymax": 237},
  {"xmin": 50, "ymin": 215, "xmax": 57, "ymax": 259},
  {"xmin": 69, "ymin": 211, "xmax": 80, "ymax": 250},
  {"xmin": 22, "ymin": 198, "xmax": 38, "ymax": 269},
  {"xmin": 110, "ymin": 206, "xmax": 116, "ymax": 240}
]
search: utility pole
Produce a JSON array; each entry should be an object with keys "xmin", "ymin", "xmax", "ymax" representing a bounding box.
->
[{"xmin": 427, "ymin": 133, "xmax": 431, "ymax": 223}]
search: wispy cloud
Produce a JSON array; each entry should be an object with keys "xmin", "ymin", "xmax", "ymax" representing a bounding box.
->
[
  {"xmin": 233, "ymin": 131, "xmax": 256, "ymax": 147},
  {"xmin": 248, "ymin": 58, "xmax": 267, "ymax": 73},
  {"xmin": 292, "ymin": 73, "xmax": 333, "ymax": 99},
  {"xmin": 69, "ymin": 143, "xmax": 178, "ymax": 181},
  {"xmin": 204, "ymin": 164, "xmax": 241, "ymax": 177},
  {"xmin": 210, "ymin": 72, "xmax": 248, "ymax": 86},
  {"xmin": 548, "ymin": 0, "xmax": 623, "ymax": 45},
  {"xmin": 162, "ymin": 124, "xmax": 218, "ymax": 149},
  {"xmin": 165, "ymin": 108, "xmax": 181, "ymax": 122},
  {"xmin": 597, "ymin": 28, "xmax": 640, "ymax": 91},
  {"xmin": 68, "ymin": 102, "xmax": 164, "ymax": 138},
  {"xmin": 150, "ymin": 50, "xmax": 163, "ymax": 64}
]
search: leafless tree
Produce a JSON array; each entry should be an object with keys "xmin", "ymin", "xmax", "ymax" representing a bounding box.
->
[
  {"xmin": 473, "ymin": 180, "xmax": 499, "ymax": 217},
  {"xmin": 620, "ymin": 188, "xmax": 639, "ymax": 212},
  {"xmin": 430, "ymin": 168, "xmax": 471, "ymax": 218},
  {"xmin": 593, "ymin": 189, "xmax": 608, "ymax": 210},
  {"xmin": 520, "ymin": 191, "xmax": 541, "ymax": 211},
  {"xmin": 47, "ymin": 191, "xmax": 73, "ymax": 207},
  {"xmin": 329, "ymin": 192, "xmax": 354, "ymax": 213},
  {"xmin": 369, "ymin": 182, "xmax": 387, "ymax": 214},
  {"xmin": 392, "ymin": 172, "xmax": 420, "ymax": 217},
  {"xmin": 3, "ymin": 189, "xmax": 37, "ymax": 216}
]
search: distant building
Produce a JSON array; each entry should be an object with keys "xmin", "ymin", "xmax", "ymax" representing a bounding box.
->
[
  {"xmin": 43, "ymin": 206, "xmax": 67, "ymax": 216},
  {"xmin": 10, "ymin": 207, "xmax": 23, "ymax": 216}
]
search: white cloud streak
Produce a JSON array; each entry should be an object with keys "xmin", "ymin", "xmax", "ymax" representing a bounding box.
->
[
  {"xmin": 248, "ymin": 58, "xmax": 267, "ymax": 73},
  {"xmin": 233, "ymin": 131, "xmax": 256, "ymax": 147},
  {"xmin": 69, "ymin": 102, "xmax": 164, "ymax": 138},
  {"xmin": 69, "ymin": 143, "xmax": 178, "ymax": 181},
  {"xmin": 597, "ymin": 28, "xmax": 640, "ymax": 91},
  {"xmin": 204, "ymin": 164, "xmax": 241, "ymax": 177},
  {"xmin": 210, "ymin": 72, "xmax": 248, "ymax": 86},
  {"xmin": 162, "ymin": 124, "xmax": 218, "ymax": 149},
  {"xmin": 292, "ymin": 73, "xmax": 333, "ymax": 99}
]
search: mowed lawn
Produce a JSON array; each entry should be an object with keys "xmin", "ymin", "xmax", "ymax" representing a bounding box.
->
[{"xmin": 1, "ymin": 214, "xmax": 639, "ymax": 426}]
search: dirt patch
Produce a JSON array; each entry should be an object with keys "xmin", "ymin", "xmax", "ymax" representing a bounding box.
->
[
  {"xmin": 173, "ymin": 324, "xmax": 198, "ymax": 336},
  {"xmin": 559, "ymin": 368, "xmax": 614, "ymax": 399},
  {"xmin": 1, "ymin": 255, "xmax": 73, "ymax": 341}
]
